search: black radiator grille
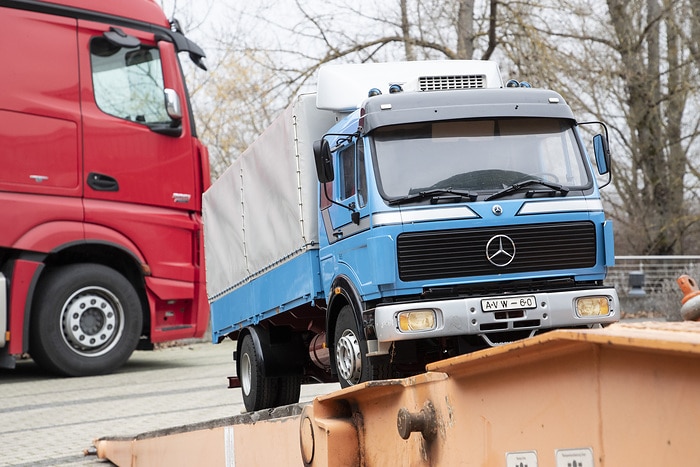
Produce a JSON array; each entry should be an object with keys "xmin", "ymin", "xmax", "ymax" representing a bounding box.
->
[{"xmin": 397, "ymin": 222, "xmax": 597, "ymax": 282}]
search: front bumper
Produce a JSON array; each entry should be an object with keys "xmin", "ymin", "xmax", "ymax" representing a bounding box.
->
[{"xmin": 365, "ymin": 287, "xmax": 619, "ymax": 355}]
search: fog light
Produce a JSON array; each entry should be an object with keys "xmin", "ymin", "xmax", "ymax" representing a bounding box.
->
[
  {"xmin": 576, "ymin": 297, "xmax": 610, "ymax": 317},
  {"xmin": 398, "ymin": 310, "xmax": 436, "ymax": 332}
]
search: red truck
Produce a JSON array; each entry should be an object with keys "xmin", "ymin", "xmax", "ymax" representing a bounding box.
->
[{"xmin": 0, "ymin": 0, "xmax": 211, "ymax": 376}]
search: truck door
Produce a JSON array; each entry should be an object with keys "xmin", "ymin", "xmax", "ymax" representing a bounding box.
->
[
  {"xmin": 77, "ymin": 21, "xmax": 198, "ymax": 212},
  {"xmin": 320, "ymin": 138, "xmax": 371, "ymax": 278},
  {"xmin": 77, "ymin": 20, "xmax": 204, "ymax": 296}
]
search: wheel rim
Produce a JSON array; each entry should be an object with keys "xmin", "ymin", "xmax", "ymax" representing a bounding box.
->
[
  {"xmin": 240, "ymin": 351, "xmax": 252, "ymax": 395},
  {"xmin": 60, "ymin": 286, "xmax": 125, "ymax": 357},
  {"xmin": 336, "ymin": 329, "xmax": 362, "ymax": 384}
]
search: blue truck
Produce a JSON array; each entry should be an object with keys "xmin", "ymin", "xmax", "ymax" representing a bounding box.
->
[{"xmin": 203, "ymin": 60, "xmax": 619, "ymax": 412}]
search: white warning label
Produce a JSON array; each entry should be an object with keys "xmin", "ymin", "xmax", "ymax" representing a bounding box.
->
[
  {"xmin": 555, "ymin": 447, "xmax": 594, "ymax": 467},
  {"xmin": 506, "ymin": 450, "xmax": 538, "ymax": 467}
]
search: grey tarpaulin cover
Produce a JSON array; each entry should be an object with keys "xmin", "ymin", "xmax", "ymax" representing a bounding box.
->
[{"xmin": 202, "ymin": 94, "xmax": 339, "ymax": 300}]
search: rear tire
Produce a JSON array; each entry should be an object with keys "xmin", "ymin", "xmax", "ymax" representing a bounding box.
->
[
  {"xmin": 334, "ymin": 304, "xmax": 390, "ymax": 388},
  {"xmin": 29, "ymin": 264, "xmax": 142, "ymax": 376},
  {"xmin": 238, "ymin": 333, "xmax": 277, "ymax": 412},
  {"xmin": 275, "ymin": 374, "xmax": 302, "ymax": 407}
]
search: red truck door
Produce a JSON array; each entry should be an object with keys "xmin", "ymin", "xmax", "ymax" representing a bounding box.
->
[
  {"xmin": 75, "ymin": 20, "xmax": 205, "ymax": 345},
  {"xmin": 77, "ymin": 21, "xmax": 198, "ymax": 212}
]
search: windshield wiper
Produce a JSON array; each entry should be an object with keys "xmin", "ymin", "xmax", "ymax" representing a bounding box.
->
[
  {"xmin": 485, "ymin": 179, "xmax": 569, "ymax": 201},
  {"xmin": 388, "ymin": 188, "xmax": 478, "ymax": 206}
]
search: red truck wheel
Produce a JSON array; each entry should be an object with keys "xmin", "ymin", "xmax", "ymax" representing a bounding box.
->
[{"xmin": 29, "ymin": 264, "xmax": 142, "ymax": 377}]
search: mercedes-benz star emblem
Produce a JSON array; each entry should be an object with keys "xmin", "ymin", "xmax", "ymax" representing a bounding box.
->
[{"xmin": 485, "ymin": 234, "xmax": 516, "ymax": 267}]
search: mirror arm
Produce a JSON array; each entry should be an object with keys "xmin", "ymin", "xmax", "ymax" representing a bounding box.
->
[
  {"xmin": 322, "ymin": 182, "xmax": 357, "ymax": 216},
  {"xmin": 316, "ymin": 131, "xmax": 361, "ymax": 223}
]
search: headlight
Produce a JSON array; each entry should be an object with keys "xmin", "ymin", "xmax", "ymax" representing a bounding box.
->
[
  {"xmin": 397, "ymin": 310, "xmax": 437, "ymax": 332},
  {"xmin": 576, "ymin": 297, "xmax": 611, "ymax": 317}
]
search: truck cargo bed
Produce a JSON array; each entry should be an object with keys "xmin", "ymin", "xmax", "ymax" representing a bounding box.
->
[{"xmin": 210, "ymin": 250, "xmax": 324, "ymax": 341}]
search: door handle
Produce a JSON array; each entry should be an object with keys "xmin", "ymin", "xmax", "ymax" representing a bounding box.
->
[{"xmin": 87, "ymin": 172, "xmax": 119, "ymax": 192}]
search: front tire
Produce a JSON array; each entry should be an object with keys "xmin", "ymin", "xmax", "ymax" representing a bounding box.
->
[
  {"xmin": 334, "ymin": 304, "xmax": 389, "ymax": 388},
  {"xmin": 29, "ymin": 264, "xmax": 143, "ymax": 376}
]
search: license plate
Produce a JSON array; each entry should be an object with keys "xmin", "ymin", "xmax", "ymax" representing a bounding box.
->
[{"xmin": 481, "ymin": 295, "xmax": 537, "ymax": 312}]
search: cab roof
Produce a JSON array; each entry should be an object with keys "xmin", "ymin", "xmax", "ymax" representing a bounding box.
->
[{"xmin": 6, "ymin": 0, "xmax": 170, "ymax": 28}]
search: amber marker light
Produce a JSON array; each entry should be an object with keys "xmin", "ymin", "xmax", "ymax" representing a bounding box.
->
[
  {"xmin": 397, "ymin": 310, "xmax": 437, "ymax": 332},
  {"xmin": 576, "ymin": 297, "xmax": 611, "ymax": 317}
]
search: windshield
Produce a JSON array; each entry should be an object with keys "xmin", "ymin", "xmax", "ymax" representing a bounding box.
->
[{"xmin": 372, "ymin": 118, "xmax": 591, "ymax": 200}]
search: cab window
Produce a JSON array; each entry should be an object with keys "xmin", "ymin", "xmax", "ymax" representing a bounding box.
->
[
  {"xmin": 357, "ymin": 138, "xmax": 367, "ymax": 208},
  {"xmin": 320, "ymin": 181, "xmax": 332, "ymax": 210},
  {"xmin": 90, "ymin": 38, "xmax": 169, "ymax": 124},
  {"xmin": 339, "ymin": 143, "xmax": 356, "ymax": 200},
  {"xmin": 338, "ymin": 139, "xmax": 368, "ymax": 208}
]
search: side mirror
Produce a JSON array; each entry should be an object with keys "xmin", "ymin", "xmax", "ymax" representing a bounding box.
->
[
  {"xmin": 164, "ymin": 88, "xmax": 182, "ymax": 120},
  {"xmin": 593, "ymin": 133, "xmax": 610, "ymax": 175},
  {"xmin": 313, "ymin": 139, "xmax": 334, "ymax": 183},
  {"xmin": 147, "ymin": 88, "xmax": 183, "ymax": 137}
]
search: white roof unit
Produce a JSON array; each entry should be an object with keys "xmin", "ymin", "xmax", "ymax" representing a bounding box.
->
[{"xmin": 316, "ymin": 60, "xmax": 503, "ymax": 112}]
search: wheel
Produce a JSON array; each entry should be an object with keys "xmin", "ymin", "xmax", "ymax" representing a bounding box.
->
[
  {"xmin": 29, "ymin": 264, "xmax": 143, "ymax": 376},
  {"xmin": 275, "ymin": 374, "xmax": 302, "ymax": 407},
  {"xmin": 334, "ymin": 304, "xmax": 390, "ymax": 388},
  {"xmin": 238, "ymin": 333, "xmax": 278, "ymax": 412}
]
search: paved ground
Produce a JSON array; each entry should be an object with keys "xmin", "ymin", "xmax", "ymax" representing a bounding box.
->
[{"xmin": 0, "ymin": 341, "xmax": 339, "ymax": 466}]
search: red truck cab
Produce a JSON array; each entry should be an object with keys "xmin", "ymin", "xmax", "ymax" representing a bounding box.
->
[{"xmin": 0, "ymin": 0, "xmax": 211, "ymax": 375}]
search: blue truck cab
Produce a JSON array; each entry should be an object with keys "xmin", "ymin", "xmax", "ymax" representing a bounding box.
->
[{"xmin": 203, "ymin": 60, "xmax": 618, "ymax": 412}]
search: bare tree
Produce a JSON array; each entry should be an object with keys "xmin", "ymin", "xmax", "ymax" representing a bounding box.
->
[
  {"xmin": 602, "ymin": 0, "xmax": 699, "ymax": 254},
  {"xmin": 456, "ymin": 0, "xmax": 475, "ymax": 58},
  {"xmin": 400, "ymin": 0, "xmax": 416, "ymax": 60},
  {"xmin": 187, "ymin": 0, "xmax": 700, "ymax": 254},
  {"xmin": 193, "ymin": 0, "xmax": 490, "ymax": 179},
  {"xmin": 488, "ymin": 0, "xmax": 700, "ymax": 254}
]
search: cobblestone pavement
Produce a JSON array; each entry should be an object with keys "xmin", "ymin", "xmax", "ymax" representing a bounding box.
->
[{"xmin": 0, "ymin": 341, "xmax": 339, "ymax": 466}]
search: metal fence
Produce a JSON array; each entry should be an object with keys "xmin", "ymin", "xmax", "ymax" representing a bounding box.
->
[{"xmin": 607, "ymin": 256, "xmax": 700, "ymax": 318}]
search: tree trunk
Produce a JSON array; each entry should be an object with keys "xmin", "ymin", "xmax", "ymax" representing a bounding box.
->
[
  {"xmin": 482, "ymin": 0, "xmax": 497, "ymax": 60},
  {"xmin": 400, "ymin": 0, "xmax": 415, "ymax": 60},
  {"xmin": 456, "ymin": 0, "xmax": 475, "ymax": 59},
  {"xmin": 607, "ymin": 0, "xmax": 685, "ymax": 254}
]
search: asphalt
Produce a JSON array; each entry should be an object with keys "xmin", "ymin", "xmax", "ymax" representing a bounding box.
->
[{"xmin": 0, "ymin": 340, "xmax": 339, "ymax": 466}]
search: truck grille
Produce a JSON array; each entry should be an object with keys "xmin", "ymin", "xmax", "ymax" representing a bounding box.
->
[
  {"xmin": 397, "ymin": 222, "xmax": 596, "ymax": 282},
  {"xmin": 419, "ymin": 74, "xmax": 486, "ymax": 91}
]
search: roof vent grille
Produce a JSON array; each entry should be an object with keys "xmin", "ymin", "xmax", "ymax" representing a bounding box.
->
[{"xmin": 419, "ymin": 74, "xmax": 486, "ymax": 91}]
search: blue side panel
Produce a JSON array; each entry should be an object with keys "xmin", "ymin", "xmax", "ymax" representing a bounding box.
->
[{"xmin": 209, "ymin": 250, "xmax": 324, "ymax": 342}]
